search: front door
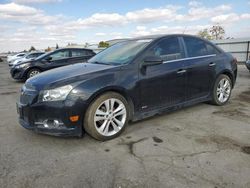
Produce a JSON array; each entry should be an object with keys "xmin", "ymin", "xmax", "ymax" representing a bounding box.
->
[
  {"xmin": 46, "ymin": 49, "xmax": 71, "ymax": 70},
  {"xmin": 139, "ymin": 36, "xmax": 186, "ymax": 111}
]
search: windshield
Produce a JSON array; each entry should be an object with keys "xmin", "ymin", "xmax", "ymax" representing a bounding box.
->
[
  {"xmin": 35, "ymin": 52, "xmax": 50, "ymax": 60},
  {"xmin": 88, "ymin": 39, "xmax": 152, "ymax": 65}
]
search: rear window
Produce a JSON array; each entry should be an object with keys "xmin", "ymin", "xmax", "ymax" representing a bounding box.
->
[{"xmin": 71, "ymin": 50, "xmax": 93, "ymax": 57}]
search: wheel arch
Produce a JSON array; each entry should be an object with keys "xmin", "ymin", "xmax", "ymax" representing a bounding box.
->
[
  {"xmin": 24, "ymin": 66, "xmax": 42, "ymax": 78},
  {"xmin": 217, "ymin": 70, "xmax": 235, "ymax": 88},
  {"xmin": 86, "ymin": 86, "xmax": 135, "ymax": 121}
]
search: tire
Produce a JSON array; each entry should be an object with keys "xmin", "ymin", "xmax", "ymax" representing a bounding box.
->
[
  {"xmin": 211, "ymin": 74, "xmax": 232, "ymax": 106},
  {"xmin": 27, "ymin": 68, "xmax": 41, "ymax": 79},
  {"xmin": 84, "ymin": 92, "xmax": 129, "ymax": 141}
]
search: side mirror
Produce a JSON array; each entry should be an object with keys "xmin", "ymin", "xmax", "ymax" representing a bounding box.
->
[
  {"xmin": 44, "ymin": 56, "xmax": 52, "ymax": 62},
  {"xmin": 143, "ymin": 56, "xmax": 163, "ymax": 67}
]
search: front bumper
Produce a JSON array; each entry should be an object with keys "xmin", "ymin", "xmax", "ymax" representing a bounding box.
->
[
  {"xmin": 10, "ymin": 67, "xmax": 26, "ymax": 80},
  {"xmin": 17, "ymin": 99, "xmax": 86, "ymax": 137}
]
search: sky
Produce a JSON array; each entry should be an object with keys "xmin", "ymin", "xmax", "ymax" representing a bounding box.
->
[{"xmin": 0, "ymin": 0, "xmax": 250, "ymax": 52}]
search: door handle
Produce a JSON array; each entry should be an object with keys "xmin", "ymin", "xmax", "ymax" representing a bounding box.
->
[
  {"xmin": 209, "ymin": 62, "xmax": 216, "ymax": 67},
  {"xmin": 177, "ymin": 69, "xmax": 187, "ymax": 74}
]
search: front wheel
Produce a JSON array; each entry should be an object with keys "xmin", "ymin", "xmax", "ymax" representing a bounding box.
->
[
  {"xmin": 84, "ymin": 92, "xmax": 129, "ymax": 141},
  {"xmin": 27, "ymin": 68, "xmax": 41, "ymax": 79},
  {"xmin": 211, "ymin": 74, "xmax": 232, "ymax": 106}
]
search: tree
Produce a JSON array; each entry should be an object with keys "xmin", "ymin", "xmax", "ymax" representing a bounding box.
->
[
  {"xmin": 56, "ymin": 43, "xmax": 59, "ymax": 49},
  {"xmin": 197, "ymin": 29, "xmax": 213, "ymax": 40},
  {"xmin": 29, "ymin": 46, "xmax": 36, "ymax": 52},
  {"xmin": 98, "ymin": 41, "xmax": 109, "ymax": 48},
  {"xmin": 84, "ymin": 42, "xmax": 90, "ymax": 48},
  {"xmin": 45, "ymin": 46, "xmax": 52, "ymax": 52},
  {"xmin": 209, "ymin": 24, "xmax": 225, "ymax": 40},
  {"xmin": 197, "ymin": 24, "xmax": 226, "ymax": 40}
]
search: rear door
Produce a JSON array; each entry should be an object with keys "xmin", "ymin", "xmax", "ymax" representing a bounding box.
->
[
  {"xmin": 139, "ymin": 36, "xmax": 186, "ymax": 111},
  {"xmin": 181, "ymin": 36, "xmax": 220, "ymax": 101}
]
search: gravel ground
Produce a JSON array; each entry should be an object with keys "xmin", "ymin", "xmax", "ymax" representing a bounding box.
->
[{"xmin": 0, "ymin": 60, "xmax": 250, "ymax": 188}]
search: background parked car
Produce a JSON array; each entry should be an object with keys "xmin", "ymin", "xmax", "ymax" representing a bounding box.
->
[
  {"xmin": 245, "ymin": 60, "xmax": 250, "ymax": 72},
  {"xmin": 7, "ymin": 52, "xmax": 27, "ymax": 63},
  {"xmin": 10, "ymin": 48, "xmax": 96, "ymax": 80},
  {"xmin": 9, "ymin": 52, "xmax": 45, "ymax": 67}
]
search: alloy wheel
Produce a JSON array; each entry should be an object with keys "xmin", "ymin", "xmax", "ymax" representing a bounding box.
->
[
  {"xmin": 216, "ymin": 78, "xmax": 231, "ymax": 103},
  {"xmin": 29, "ymin": 70, "xmax": 40, "ymax": 78},
  {"xmin": 94, "ymin": 98, "xmax": 127, "ymax": 136}
]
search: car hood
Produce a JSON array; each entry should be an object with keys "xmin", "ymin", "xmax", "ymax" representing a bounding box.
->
[
  {"xmin": 15, "ymin": 59, "xmax": 35, "ymax": 65},
  {"xmin": 26, "ymin": 63, "xmax": 115, "ymax": 90}
]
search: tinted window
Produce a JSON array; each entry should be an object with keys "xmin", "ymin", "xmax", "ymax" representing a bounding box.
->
[
  {"xmin": 26, "ymin": 53, "xmax": 42, "ymax": 59},
  {"xmin": 184, "ymin": 37, "xmax": 209, "ymax": 57},
  {"xmin": 88, "ymin": 40, "xmax": 151, "ymax": 65},
  {"xmin": 206, "ymin": 43, "xmax": 220, "ymax": 55},
  {"xmin": 17, "ymin": 54, "xmax": 25, "ymax": 57},
  {"xmin": 147, "ymin": 37, "xmax": 183, "ymax": 61},
  {"xmin": 71, "ymin": 50, "xmax": 89, "ymax": 57},
  {"xmin": 26, "ymin": 54, "xmax": 33, "ymax": 58},
  {"xmin": 49, "ymin": 50, "xmax": 70, "ymax": 61}
]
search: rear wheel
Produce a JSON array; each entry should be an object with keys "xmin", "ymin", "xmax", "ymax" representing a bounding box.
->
[
  {"xmin": 27, "ymin": 68, "xmax": 41, "ymax": 79},
  {"xmin": 84, "ymin": 92, "xmax": 129, "ymax": 141},
  {"xmin": 211, "ymin": 74, "xmax": 232, "ymax": 105}
]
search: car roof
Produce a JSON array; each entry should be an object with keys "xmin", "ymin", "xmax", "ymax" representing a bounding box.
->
[
  {"xmin": 128, "ymin": 34, "xmax": 208, "ymax": 42},
  {"xmin": 29, "ymin": 52, "xmax": 44, "ymax": 54},
  {"xmin": 55, "ymin": 48, "xmax": 93, "ymax": 51}
]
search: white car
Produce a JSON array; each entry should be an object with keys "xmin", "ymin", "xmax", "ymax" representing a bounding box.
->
[
  {"xmin": 9, "ymin": 52, "xmax": 44, "ymax": 67},
  {"xmin": 7, "ymin": 53, "xmax": 27, "ymax": 63}
]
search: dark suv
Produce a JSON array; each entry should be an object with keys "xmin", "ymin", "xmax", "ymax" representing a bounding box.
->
[
  {"xmin": 17, "ymin": 34, "xmax": 237, "ymax": 140},
  {"xmin": 10, "ymin": 48, "xmax": 95, "ymax": 80}
]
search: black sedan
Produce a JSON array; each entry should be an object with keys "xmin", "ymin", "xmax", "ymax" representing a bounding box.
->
[
  {"xmin": 10, "ymin": 48, "xmax": 95, "ymax": 81},
  {"xmin": 17, "ymin": 34, "xmax": 237, "ymax": 140}
]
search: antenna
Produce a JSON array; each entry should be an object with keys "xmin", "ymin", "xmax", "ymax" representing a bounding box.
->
[{"xmin": 182, "ymin": 26, "xmax": 187, "ymax": 34}]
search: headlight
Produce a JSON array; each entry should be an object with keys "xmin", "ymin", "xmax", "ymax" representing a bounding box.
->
[
  {"xmin": 15, "ymin": 63, "xmax": 28, "ymax": 69},
  {"xmin": 40, "ymin": 85, "xmax": 73, "ymax": 102}
]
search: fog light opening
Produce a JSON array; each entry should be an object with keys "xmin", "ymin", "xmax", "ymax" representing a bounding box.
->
[{"xmin": 35, "ymin": 119, "xmax": 63, "ymax": 128}]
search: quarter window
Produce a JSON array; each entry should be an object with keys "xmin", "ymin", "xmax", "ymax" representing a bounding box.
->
[
  {"xmin": 206, "ymin": 43, "xmax": 220, "ymax": 55},
  {"xmin": 148, "ymin": 37, "xmax": 183, "ymax": 61}
]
